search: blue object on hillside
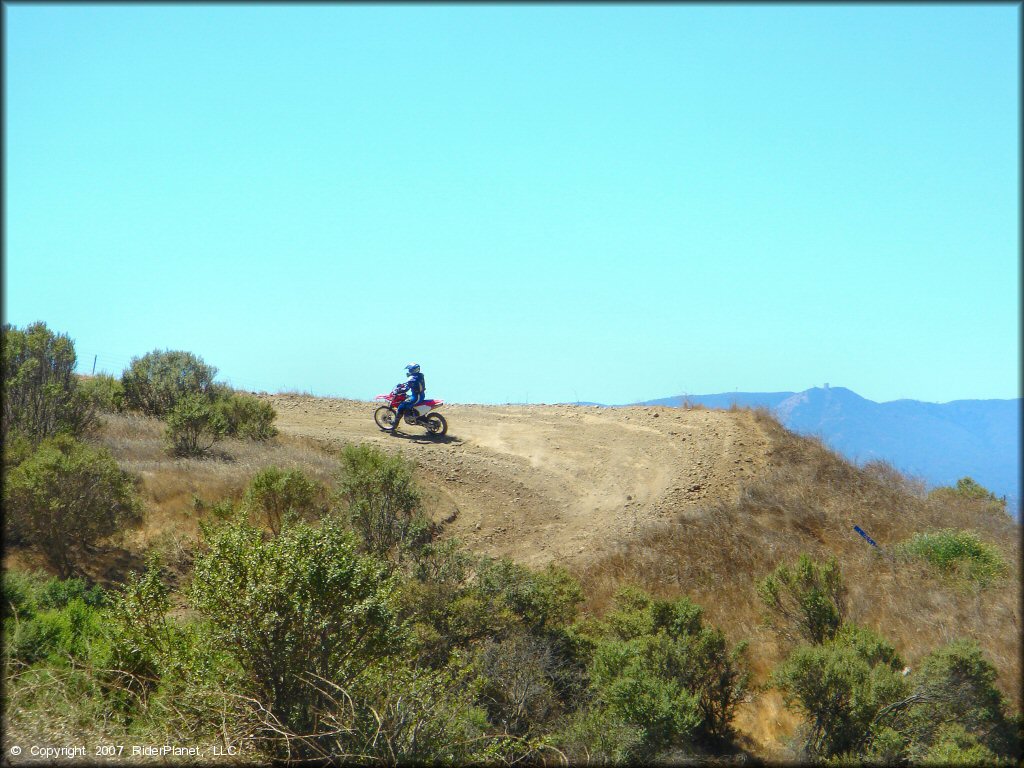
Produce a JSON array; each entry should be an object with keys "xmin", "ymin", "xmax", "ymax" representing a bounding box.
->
[{"xmin": 854, "ymin": 525, "xmax": 879, "ymax": 548}]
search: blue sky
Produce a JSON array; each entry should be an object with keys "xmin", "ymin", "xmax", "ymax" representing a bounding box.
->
[{"xmin": 5, "ymin": 4, "xmax": 1019, "ymax": 405}]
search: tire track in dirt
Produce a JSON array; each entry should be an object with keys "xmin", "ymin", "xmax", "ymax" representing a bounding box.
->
[{"xmin": 262, "ymin": 395, "xmax": 772, "ymax": 568}]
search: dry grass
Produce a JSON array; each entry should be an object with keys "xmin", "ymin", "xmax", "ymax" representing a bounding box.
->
[
  {"xmin": 572, "ymin": 408, "xmax": 1020, "ymax": 752},
  {"xmin": 3, "ymin": 411, "xmax": 343, "ymax": 587}
]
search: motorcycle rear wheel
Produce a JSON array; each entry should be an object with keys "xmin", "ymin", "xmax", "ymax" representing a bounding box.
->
[
  {"xmin": 374, "ymin": 406, "xmax": 397, "ymax": 431},
  {"xmin": 424, "ymin": 412, "xmax": 448, "ymax": 437}
]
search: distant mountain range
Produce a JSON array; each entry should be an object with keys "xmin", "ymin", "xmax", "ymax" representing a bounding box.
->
[{"xmin": 633, "ymin": 386, "xmax": 1020, "ymax": 518}]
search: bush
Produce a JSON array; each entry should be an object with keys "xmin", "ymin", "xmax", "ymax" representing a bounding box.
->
[
  {"xmin": 243, "ymin": 466, "xmax": 323, "ymax": 534},
  {"xmin": 213, "ymin": 392, "xmax": 277, "ymax": 441},
  {"xmin": 568, "ymin": 587, "xmax": 748, "ymax": 760},
  {"xmin": 757, "ymin": 553, "xmax": 846, "ymax": 644},
  {"xmin": 771, "ymin": 623, "xmax": 907, "ymax": 759},
  {"xmin": 476, "ymin": 630, "xmax": 561, "ymax": 736},
  {"xmin": 475, "ymin": 557, "xmax": 583, "ymax": 634},
  {"xmin": 2, "ymin": 570, "xmax": 47, "ymax": 620},
  {"xmin": 905, "ymin": 640, "xmax": 1019, "ymax": 761},
  {"xmin": 164, "ymin": 393, "xmax": 227, "ymax": 457},
  {"xmin": 3, "ymin": 436, "xmax": 142, "ymax": 577},
  {"xmin": 400, "ymin": 546, "xmax": 585, "ymax": 677},
  {"xmin": 2, "ymin": 321, "xmax": 95, "ymax": 444},
  {"xmin": 121, "ymin": 349, "xmax": 218, "ymax": 418},
  {"xmin": 38, "ymin": 576, "xmax": 106, "ymax": 610},
  {"xmin": 4, "ymin": 596, "xmax": 107, "ymax": 667},
  {"xmin": 555, "ymin": 704, "xmax": 645, "ymax": 763},
  {"xmin": 335, "ymin": 443, "xmax": 427, "ymax": 560},
  {"xmin": 189, "ymin": 515, "xmax": 401, "ymax": 751},
  {"xmin": 894, "ymin": 529, "xmax": 1007, "ymax": 587},
  {"xmin": 343, "ymin": 653, "xmax": 495, "ymax": 763},
  {"xmin": 78, "ymin": 373, "xmax": 125, "ymax": 413}
]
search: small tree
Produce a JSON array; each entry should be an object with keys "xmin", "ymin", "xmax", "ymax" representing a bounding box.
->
[
  {"xmin": 770, "ymin": 623, "xmax": 907, "ymax": 759},
  {"xmin": 164, "ymin": 393, "xmax": 226, "ymax": 457},
  {"xmin": 244, "ymin": 467, "xmax": 323, "ymax": 535},
  {"xmin": 896, "ymin": 640, "xmax": 1020, "ymax": 762},
  {"xmin": 335, "ymin": 443, "xmax": 426, "ymax": 560},
  {"xmin": 3, "ymin": 435, "xmax": 142, "ymax": 577},
  {"xmin": 121, "ymin": 349, "xmax": 218, "ymax": 417},
  {"xmin": 757, "ymin": 553, "xmax": 846, "ymax": 644},
  {"xmin": 2, "ymin": 321, "xmax": 95, "ymax": 444}
]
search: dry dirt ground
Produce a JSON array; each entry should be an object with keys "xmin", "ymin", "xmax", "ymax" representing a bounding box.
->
[{"xmin": 262, "ymin": 394, "xmax": 773, "ymax": 569}]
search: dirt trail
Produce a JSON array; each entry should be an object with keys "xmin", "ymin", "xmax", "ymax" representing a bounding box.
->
[{"xmin": 263, "ymin": 395, "xmax": 773, "ymax": 568}]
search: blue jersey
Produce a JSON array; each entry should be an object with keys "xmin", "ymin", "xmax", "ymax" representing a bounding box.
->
[{"xmin": 407, "ymin": 371, "xmax": 425, "ymax": 398}]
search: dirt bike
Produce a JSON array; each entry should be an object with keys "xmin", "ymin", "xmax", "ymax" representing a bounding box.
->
[{"xmin": 374, "ymin": 384, "xmax": 448, "ymax": 437}]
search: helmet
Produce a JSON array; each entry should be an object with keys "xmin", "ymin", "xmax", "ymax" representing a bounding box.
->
[{"xmin": 405, "ymin": 363, "xmax": 421, "ymax": 376}]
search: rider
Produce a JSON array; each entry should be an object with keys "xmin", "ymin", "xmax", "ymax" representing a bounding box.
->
[{"xmin": 390, "ymin": 363, "xmax": 426, "ymax": 434}]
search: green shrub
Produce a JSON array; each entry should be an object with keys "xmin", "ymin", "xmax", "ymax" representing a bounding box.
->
[
  {"xmin": 78, "ymin": 373, "xmax": 125, "ymax": 414},
  {"xmin": 902, "ymin": 640, "xmax": 1019, "ymax": 761},
  {"xmin": 475, "ymin": 557, "xmax": 584, "ymax": 634},
  {"xmin": 5, "ymin": 609, "xmax": 67, "ymax": 665},
  {"xmin": 38, "ymin": 576, "xmax": 106, "ymax": 610},
  {"xmin": 335, "ymin": 442, "xmax": 427, "ymax": 560},
  {"xmin": 213, "ymin": 392, "xmax": 277, "ymax": 440},
  {"xmin": 2, "ymin": 321, "xmax": 95, "ymax": 444},
  {"xmin": 554, "ymin": 704, "xmax": 645, "ymax": 763},
  {"xmin": 189, "ymin": 515, "xmax": 401, "ymax": 751},
  {"xmin": 164, "ymin": 393, "xmax": 227, "ymax": 457},
  {"xmin": 243, "ymin": 466, "xmax": 323, "ymax": 534},
  {"xmin": 121, "ymin": 349, "xmax": 218, "ymax": 418},
  {"xmin": 895, "ymin": 529, "xmax": 1007, "ymax": 586},
  {"xmin": 344, "ymin": 653, "xmax": 494, "ymax": 762},
  {"xmin": 757, "ymin": 553, "xmax": 847, "ymax": 644},
  {"xmin": 400, "ymin": 547, "xmax": 585, "ymax": 676},
  {"xmin": 571, "ymin": 587, "xmax": 749, "ymax": 760},
  {"xmin": 4, "ymin": 597, "xmax": 107, "ymax": 667},
  {"xmin": 921, "ymin": 723, "xmax": 1003, "ymax": 765},
  {"xmin": 3, "ymin": 435, "xmax": 142, "ymax": 577},
  {"xmin": 106, "ymin": 555, "xmax": 242, "ymax": 722},
  {"xmin": 2, "ymin": 431, "xmax": 35, "ymax": 472},
  {"xmin": 2, "ymin": 570, "xmax": 48, "ymax": 620},
  {"xmin": 771, "ymin": 623, "xmax": 908, "ymax": 759}
]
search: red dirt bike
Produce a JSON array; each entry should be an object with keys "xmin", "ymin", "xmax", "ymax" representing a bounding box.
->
[{"xmin": 374, "ymin": 384, "xmax": 448, "ymax": 437}]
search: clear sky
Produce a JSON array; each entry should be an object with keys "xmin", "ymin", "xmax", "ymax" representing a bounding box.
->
[{"xmin": 5, "ymin": 4, "xmax": 1019, "ymax": 405}]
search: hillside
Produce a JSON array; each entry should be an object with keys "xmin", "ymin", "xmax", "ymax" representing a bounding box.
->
[
  {"xmin": 6, "ymin": 393, "xmax": 1019, "ymax": 760},
  {"xmin": 267, "ymin": 395, "xmax": 1022, "ymax": 743},
  {"xmin": 639, "ymin": 386, "xmax": 1021, "ymax": 513}
]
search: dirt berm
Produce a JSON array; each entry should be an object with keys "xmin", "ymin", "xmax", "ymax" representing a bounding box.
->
[{"xmin": 264, "ymin": 395, "xmax": 773, "ymax": 568}]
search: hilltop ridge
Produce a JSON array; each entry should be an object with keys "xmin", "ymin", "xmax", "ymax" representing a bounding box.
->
[
  {"xmin": 638, "ymin": 386, "xmax": 1020, "ymax": 512},
  {"xmin": 262, "ymin": 394, "xmax": 773, "ymax": 567}
]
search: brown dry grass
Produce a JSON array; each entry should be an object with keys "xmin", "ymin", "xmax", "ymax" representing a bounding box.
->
[
  {"xmin": 573, "ymin": 408, "xmax": 1021, "ymax": 754},
  {"xmin": 3, "ymin": 411, "xmax": 343, "ymax": 587}
]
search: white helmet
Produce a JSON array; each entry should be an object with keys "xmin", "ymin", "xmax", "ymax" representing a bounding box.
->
[{"xmin": 405, "ymin": 363, "xmax": 420, "ymax": 376}]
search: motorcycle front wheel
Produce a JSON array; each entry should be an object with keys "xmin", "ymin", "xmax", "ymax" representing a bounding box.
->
[
  {"xmin": 424, "ymin": 412, "xmax": 448, "ymax": 437},
  {"xmin": 374, "ymin": 406, "xmax": 397, "ymax": 431}
]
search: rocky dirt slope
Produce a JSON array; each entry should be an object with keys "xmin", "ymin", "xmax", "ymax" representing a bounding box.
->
[{"xmin": 262, "ymin": 395, "xmax": 773, "ymax": 568}]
